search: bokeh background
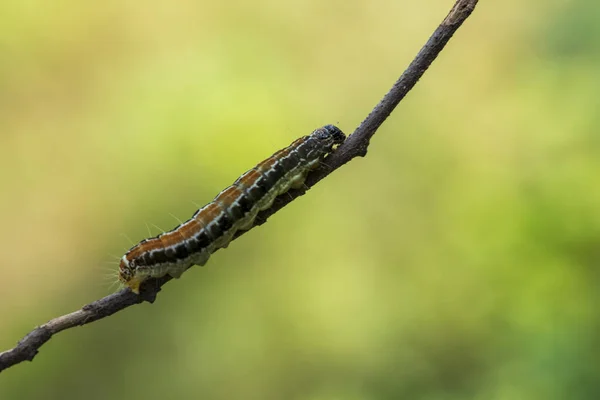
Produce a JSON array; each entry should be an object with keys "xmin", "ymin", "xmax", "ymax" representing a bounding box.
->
[{"xmin": 1, "ymin": 0, "xmax": 598, "ymax": 398}]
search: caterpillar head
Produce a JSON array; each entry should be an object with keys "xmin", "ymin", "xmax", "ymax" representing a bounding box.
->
[{"xmin": 313, "ymin": 125, "xmax": 346, "ymax": 149}]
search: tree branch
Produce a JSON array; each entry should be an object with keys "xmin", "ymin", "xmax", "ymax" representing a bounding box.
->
[{"xmin": 0, "ymin": 0, "xmax": 479, "ymax": 374}]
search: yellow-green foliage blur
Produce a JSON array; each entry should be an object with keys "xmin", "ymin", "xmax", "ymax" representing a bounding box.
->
[{"xmin": 1, "ymin": 1, "xmax": 598, "ymax": 399}]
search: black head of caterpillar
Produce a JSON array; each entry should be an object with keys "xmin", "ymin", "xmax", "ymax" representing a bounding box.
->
[{"xmin": 314, "ymin": 124, "xmax": 346, "ymax": 149}]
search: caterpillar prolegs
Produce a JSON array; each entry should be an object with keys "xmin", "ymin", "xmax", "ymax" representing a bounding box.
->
[{"xmin": 119, "ymin": 125, "xmax": 345, "ymax": 293}]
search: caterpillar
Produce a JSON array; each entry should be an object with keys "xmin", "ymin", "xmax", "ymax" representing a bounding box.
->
[{"xmin": 119, "ymin": 124, "xmax": 346, "ymax": 293}]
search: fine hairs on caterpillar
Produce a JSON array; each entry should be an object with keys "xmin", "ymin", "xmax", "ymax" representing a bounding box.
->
[{"xmin": 119, "ymin": 125, "xmax": 346, "ymax": 293}]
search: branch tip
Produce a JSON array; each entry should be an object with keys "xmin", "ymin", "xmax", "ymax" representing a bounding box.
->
[{"xmin": 444, "ymin": 0, "xmax": 479, "ymax": 26}]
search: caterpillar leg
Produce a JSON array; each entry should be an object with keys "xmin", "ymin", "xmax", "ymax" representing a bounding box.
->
[
  {"xmin": 290, "ymin": 172, "xmax": 308, "ymax": 189},
  {"xmin": 127, "ymin": 278, "xmax": 143, "ymax": 294},
  {"xmin": 168, "ymin": 265, "xmax": 187, "ymax": 279}
]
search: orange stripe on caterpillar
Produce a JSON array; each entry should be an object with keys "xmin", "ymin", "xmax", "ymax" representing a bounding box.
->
[{"xmin": 119, "ymin": 125, "xmax": 345, "ymax": 293}]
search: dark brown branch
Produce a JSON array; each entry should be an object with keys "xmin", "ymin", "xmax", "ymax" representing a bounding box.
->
[{"xmin": 0, "ymin": 0, "xmax": 479, "ymax": 374}]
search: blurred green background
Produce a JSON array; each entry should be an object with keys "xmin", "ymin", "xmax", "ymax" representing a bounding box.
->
[{"xmin": 1, "ymin": 0, "xmax": 598, "ymax": 398}]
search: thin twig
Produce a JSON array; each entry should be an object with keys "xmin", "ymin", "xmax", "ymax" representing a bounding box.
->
[{"xmin": 0, "ymin": 0, "xmax": 479, "ymax": 374}]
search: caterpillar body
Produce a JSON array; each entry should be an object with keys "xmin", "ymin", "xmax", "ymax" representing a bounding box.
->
[{"xmin": 119, "ymin": 125, "xmax": 345, "ymax": 293}]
